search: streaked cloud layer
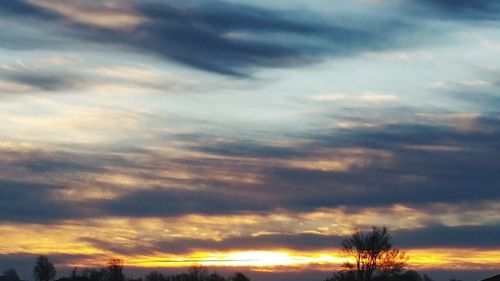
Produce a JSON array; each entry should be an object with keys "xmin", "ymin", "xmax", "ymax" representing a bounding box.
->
[{"xmin": 1, "ymin": 1, "xmax": 500, "ymax": 281}]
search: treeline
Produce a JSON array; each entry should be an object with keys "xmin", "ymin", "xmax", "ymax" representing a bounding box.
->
[
  {"xmin": 324, "ymin": 269, "xmax": 435, "ymax": 281},
  {"xmin": 0, "ymin": 256, "xmax": 250, "ymax": 281},
  {"xmin": 0, "ymin": 227, "xmax": 465, "ymax": 281}
]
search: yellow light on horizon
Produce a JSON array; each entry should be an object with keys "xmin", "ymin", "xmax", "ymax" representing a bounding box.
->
[{"xmin": 120, "ymin": 250, "xmax": 348, "ymax": 271}]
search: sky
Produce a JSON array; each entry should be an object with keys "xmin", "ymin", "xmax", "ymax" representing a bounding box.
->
[{"xmin": 0, "ymin": 0, "xmax": 500, "ymax": 281}]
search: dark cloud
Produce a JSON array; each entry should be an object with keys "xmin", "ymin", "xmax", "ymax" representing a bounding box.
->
[
  {"xmin": 418, "ymin": 0, "xmax": 499, "ymax": 12},
  {"xmin": 409, "ymin": 0, "xmax": 500, "ymax": 20},
  {"xmin": 173, "ymin": 115, "xmax": 500, "ymax": 212},
  {"xmin": 0, "ymin": 146, "xmax": 104, "ymax": 173},
  {"xmin": 0, "ymin": 179, "xmax": 82, "ymax": 222},
  {"xmin": 122, "ymin": 1, "xmax": 389, "ymax": 76},
  {"xmin": 93, "ymin": 186, "xmax": 269, "ymax": 218},
  {"xmin": 394, "ymin": 224, "xmax": 500, "ymax": 248},
  {"xmin": 191, "ymin": 141, "xmax": 306, "ymax": 159},
  {"xmin": 0, "ymin": 0, "xmax": 412, "ymax": 76},
  {"xmin": 13, "ymin": 157, "xmax": 101, "ymax": 174},
  {"xmin": 0, "ymin": 1, "xmax": 76, "ymax": 50},
  {"xmin": 7, "ymin": 72, "xmax": 81, "ymax": 92},
  {"xmin": 449, "ymin": 90, "xmax": 500, "ymax": 114},
  {"xmin": 0, "ymin": 67, "xmax": 84, "ymax": 93},
  {"xmin": 1, "ymin": 114, "xmax": 499, "ymax": 222},
  {"xmin": 1, "ymin": 1, "xmax": 497, "ymax": 77},
  {"xmin": 0, "ymin": 0, "xmax": 53, "ymax": 18},
  {"xmin": 1, "ymin": 76, "xmax": 499, "ymax": 221}
]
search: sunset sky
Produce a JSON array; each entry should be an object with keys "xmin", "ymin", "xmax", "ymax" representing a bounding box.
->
[{"xmin": 0, "ymin": 1, "xmax": 500, "ymax": 281}]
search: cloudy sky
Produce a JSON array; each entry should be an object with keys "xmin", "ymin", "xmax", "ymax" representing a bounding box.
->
[{"xmin": 1, "ymin": 0, "xmax": 500, "ymax": 281}]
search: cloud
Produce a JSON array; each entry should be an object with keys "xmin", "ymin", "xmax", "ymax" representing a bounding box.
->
[
  {"xmin": 400, "ymin": 0, "xmax": 500, "ymax": 21},
  {"xmin": 4, "ymin": 71, "xmax": 82, "ymax": 92},
  {"xmin": 1, "ymin": 113, "xmax": 499, "ymax": 222},
  {"xmin": 91, "ymin": 65, "xmax": 197, "ymax": 92},
  {"xmin": 434, "ymin": 74, "xmax": 500, "ymax": 113},
  {"xmin": 394, "ymin": 224, "xmax": 500, "ymax": 248},
  {"xmin": 0, "ymin": 63, "xmax": 84, "ymax": 93},
  {"xmin": 191, "ymin": 140, "xmax": 307, "ymax": 159},
  {"xmin": 1, "ymin": 73, "xmax": 499, "ymax": 222},
  {"xmin": 78, "ymin": 223, "xmax": 500, "ymax": 256},
  {"xmin": 80, "ymin": 233, "xmax": 343, "ymax": 256},
  {"xmin": 26, "ymin": 0, "xmax": 145, "ymax": 30},
  {"xmin": 93, "ymin": 187, "xmax": 270, "ymax": 218},
  {"xmin": 187, "ymin": 115, "xmax": 500, "ymax": 211},
  {"xmin": 96, "ymin": 0, "xmax": 393, "ymax": 76},
  {"xmin": 0, "ymin": 78, "xmax": 35, "ymax": 93},
  {"xmin": 362, "ymin": 51, "xmax": 412, "ymax": 61},
  {"xmin": 0, "ymin": 179, "xmax": 84, "ymax": 223},
  {"xmin": 418, "ymin": 0, "xmax": 500, "ymax": 14},
  {"xmin": 0, "ymin": 62, "xmax": 195, "ymax": 95},
  {"xmin": 431, "ymin": 80, "xmax": 490, "ymax": 89},
  {"xmin": 1, "ymin": 0, "xmax": 498, "ymax": 78},
  {"xmin": 310, "ymin": 91, "xmax": 397, "ymax": 103},
  {"xmin": 0, "ymin": 0, "xmax": 415, "ymax": 76},
  {"xmin": 84, "ymin": 115, "xmax": 499, "ymax": 218},
  {"xmin": 38, "ymin": 55, "xmax": 81, "ymax": 66},
  {"xmin": 358, "ymin": 91, "xmax": 397, "ymax": 103}
]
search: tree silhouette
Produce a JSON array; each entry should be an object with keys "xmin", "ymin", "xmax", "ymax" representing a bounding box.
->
[
  {"xmin": 145, "ymin": 271, "xmax": 166, "ymax": 281},
  {"xmin": 33, "ymin": 255, "xmax": 57, "ymax": 281},
  {"xmin": 206, "ymin": 272, "xmax": 226, "ymax": 281},
  {"xmin": 70, "ymin": 268, "xmax": 78, "ymax": 280},
  {"xmin": 229, "ymin": 273, "xmax": 250, "ymax": 281},
  {"xmin": 188, "ymin": 266, "xmax": 209, "ymax": 281},
  {"xmin": 170, "ymin": 273, "xmax": 190, "ymax": 281},
  {"xmin": 324, "ymin": 271, "xmax": 355, "ymax": 281},
  {"xmin": 340, "ymin": 227, "xmax": 406, "ymax": 281},
  {"xmin": 1, "ymin": 268, "xmax": 21, "ymax": 281},
  {"xmin": 106, "ymin": 258, "xmax": 125, "ymax": 281},
  {"xmin": 81, "ymin": 268, "xmax": 107, "ymax": 281}
]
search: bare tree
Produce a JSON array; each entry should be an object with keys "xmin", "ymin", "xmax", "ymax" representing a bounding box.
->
[
  {"xmin": 341, "ymin": 226, "xmax": 407, "ymax": 281},
  {"xmin": 188, "ymin": 266, "xmax": 209, "ymax": 281},
  {"xmin": 107, "ymin": 258, "xmax": 125, "ymax": 281}
]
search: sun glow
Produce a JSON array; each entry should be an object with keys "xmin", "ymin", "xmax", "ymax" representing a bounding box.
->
[
  {"xmin": 195, "ymin": 251, "xmax": 344, "ymax": 267},
  {"xmin": 112, "ymin": 250, "xmax": 500, "ymax": 274},
  {"xmin": 93, "ymin": 249, "xmax": 500, "ymax": 271},
  {"xmin": 121, "ymin": 250, "xmax": 347, "ymax": 270},
  {"xmin": 53, "ymin": 247, "xmax": 494, "ymax": 273}
]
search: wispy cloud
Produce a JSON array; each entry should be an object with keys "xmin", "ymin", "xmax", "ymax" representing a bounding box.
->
[
  {"xmin": 0, "ymin": 0, "xmax": 421, "ymax": 76},
  {"xmin": 310, "ymin": 91, "xmax": 397, "ymax": 103}
]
